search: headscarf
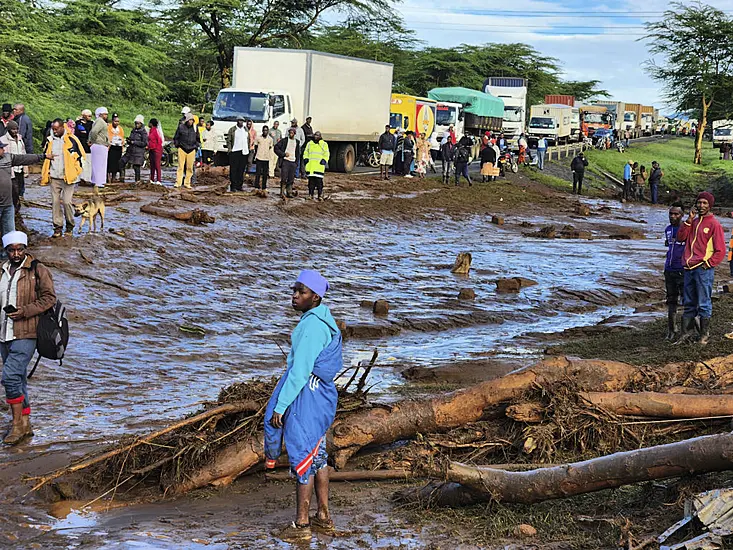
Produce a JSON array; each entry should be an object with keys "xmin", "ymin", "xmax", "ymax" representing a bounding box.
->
[{"xmin": 296, "ymin": 270, "xmax": 329, "ymax": 297}]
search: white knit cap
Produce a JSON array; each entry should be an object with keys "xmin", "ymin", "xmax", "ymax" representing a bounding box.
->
[
  {"xmin": 2, "ymin": 231, "xmax": 27, "ymax": 248},
  {"xmin": 81, "ymin": 109, "xmax": 92, "ymax": 116},
  {"xmin": 134, "ymin": 114, "xmax": 144, "ymax": 124},
  {"xmin": 181, "ymin": 106, "xmax": 191, "ymax": 114},
  {"xmin": 95, "ymin": 107, "xmax": 108, "ymax": 117}
]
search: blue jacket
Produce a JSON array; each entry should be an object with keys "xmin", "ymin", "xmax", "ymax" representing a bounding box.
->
[
  {"xmin": 665, "ymin": 224, "xmax": 685, "ymax": 271},
  {"xmin": 264, "ymin": 305, "xmax": 343, "ymax": 477},
  {"xmin": 624, "ymin": 163, "xmax": 632, "ymax": 180}
]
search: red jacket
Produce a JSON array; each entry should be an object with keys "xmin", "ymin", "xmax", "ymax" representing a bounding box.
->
[
  {"xmin": 677, "ymin": 213, "xmax": 726, "ymax": 269},
  {"xmin": 148, "ymin": 128, "xmax": 163, "ymax": 153}
]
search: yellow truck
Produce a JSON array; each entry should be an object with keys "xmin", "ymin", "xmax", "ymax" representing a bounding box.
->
[{"xmin": 390, "ymin": 93, "xmax": 437, "ymax": 138}]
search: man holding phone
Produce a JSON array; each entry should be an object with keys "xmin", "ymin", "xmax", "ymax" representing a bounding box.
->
[
  {"xmin": 0, "ymin": 231, "xmax": 57, "ymax": 445},
  {"xmin": 674, "ymin": 192, "xmax": 726, "ymax": 345}
]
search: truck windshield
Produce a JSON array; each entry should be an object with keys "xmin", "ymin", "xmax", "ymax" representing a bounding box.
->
[
  {"xmin": 503, "ymin": 107, "xmax": 522, "ymax": 123},
  {"xmin": 714, "ymin": 129, "xmax": 732, "ymax": 136},
  {"xmin": 624, "ymin": 113, "xmax": 636, "ymax": 122},
  {"xmin": 436, "ymin": 106, "xmax": 456, "ymax": 126},
  {"xmin": 213, "ymin": 91, "xmax": 268, "ymax": 122},
  {"xmin": 529, "ymin": 117, "xmax": 554, "ymax": 129},
  {"xmin": 584, "ymin": 113, "xmax": 608, "ymax": 124},
  {"xmin": 389, "ymin": 113, "xmax": 403, "ymax": 129}
]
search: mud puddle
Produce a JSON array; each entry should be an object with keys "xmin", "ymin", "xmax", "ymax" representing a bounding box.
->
[{"xmin": 3, "ymin": 171, "xmax": 729, "ymax": 548}]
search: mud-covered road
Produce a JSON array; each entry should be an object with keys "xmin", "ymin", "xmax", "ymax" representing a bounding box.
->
[{"xmin": 3, "ymin": 167, "xmax": 726, "ymax": 548}]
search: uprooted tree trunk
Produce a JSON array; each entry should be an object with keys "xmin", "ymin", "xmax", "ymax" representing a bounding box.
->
[
  {"xmin": 581, "ymin": 391, "xmax": 733, "ymax": 418},
  {"xmin": 170, "ymin": 357, "xmax": 654, "ymax": 493},
  {"xmin": 399, "ymin": 431, "xmax": 733, "ymax": 506},
  {"xmin": 140, "ymin": 203, "xmax": 215, "ymax": 225},
  {"xmin": 444, "ymin": 431, "xmax": 733, "ymax": 504}
]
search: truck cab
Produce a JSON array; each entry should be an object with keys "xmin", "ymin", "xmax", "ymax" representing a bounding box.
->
[
  {"xmin": 713, "ymin": 120, "xmax": 733, "ymax": 149},
  {"xmin": 211, "ymin": 88, "xmax": 292, "ymax": 160},
  {"xmin": 623, "ymin": 111, "xmax": 637, "ymax": 133},
  {"xmin": 433, "ymin": 102, "xmax": 464, "ymax": 144}
]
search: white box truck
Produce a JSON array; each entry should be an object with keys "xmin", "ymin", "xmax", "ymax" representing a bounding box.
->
[
  {"xmin": 483, "ymin": 77, "xmax": 527, "ymax": 141},
  {"xmin": 211, "ymin": 48, "xmax": 393, "ymax": 172},
  {"xmin": 527, "ymin": 104, "xmax": 572, "ymax": 145}
]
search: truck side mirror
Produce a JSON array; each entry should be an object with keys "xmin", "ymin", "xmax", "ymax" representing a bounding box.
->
[{"xmin": 557, "ymin": 123, "xmax": 560, "ymax": 128}]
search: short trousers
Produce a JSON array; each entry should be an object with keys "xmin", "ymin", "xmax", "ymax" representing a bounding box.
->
[
  {"xmin": 380, "ymin": 151, "xmax": 394, "ymax": 165},
  {"xmin": 293, "ymin": 437, "xmax": 328, "ymax": 484}
]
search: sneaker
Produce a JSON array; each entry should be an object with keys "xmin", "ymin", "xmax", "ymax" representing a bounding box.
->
[
  {"xmin": 51, "ymin": 230, "xmax": 62, "ymax": 238},
  {"xmin": 274, "ymin": 522, "xmax": 312, "ymax": 542},
  {"xmin": 404, "ymin": 174, "xmax": 414, "ymax": 178}
]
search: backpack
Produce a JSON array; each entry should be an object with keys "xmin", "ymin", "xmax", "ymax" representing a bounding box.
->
[{"xmin": 28, "ymin": 260, "xmax": 69, "ymax": 379}]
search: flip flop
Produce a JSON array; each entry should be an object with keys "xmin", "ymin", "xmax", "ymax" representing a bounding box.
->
[{"xmin": 310, "ymin": 515, "xmax": 336, "ymax": 534}]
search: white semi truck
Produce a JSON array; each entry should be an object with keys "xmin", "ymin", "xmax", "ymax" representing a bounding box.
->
[
  {"xmin": 483, "ymin": 77, "xmax": 527, "ymax": 141},
  {"xmin": 527, "ymin": 104, "xmax": 572, "ymax": 145},
  {"xmin": 433, "ymin": 101, "xmax": 465, "ymax": 143},
  {"xmin": 211, "ymin": 48, "xmax": 393, "ymax": 172}
]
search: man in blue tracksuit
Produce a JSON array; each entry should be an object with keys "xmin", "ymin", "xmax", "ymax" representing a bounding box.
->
[{"xmin": 264, "ymin": 269, "xmax": 342, "ymax": 542}]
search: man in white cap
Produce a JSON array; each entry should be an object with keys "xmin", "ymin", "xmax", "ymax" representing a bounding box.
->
[
  {"xmin": 0, "ymin": 231, "xmax": 57, "ymax": 445},
  {"xmin": 264, "ymin": 269, "xmax": 342, "ymax": 542},
  {"xmin": 89, "ymin": 107, "xmax": 109, "ymax": 188}
]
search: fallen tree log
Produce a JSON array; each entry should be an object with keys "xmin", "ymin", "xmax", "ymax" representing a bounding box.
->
[
  {"xmin": 438, "ymin": 431, "xmax": 733, "ymax": 505},
  {"xmin": 329, "ymin": 357, "xmax": 648, "ymax": 468},
  {"xmin": 170, "ymin": 357, "xmax": 654, "ymax": 492},
  {"xmin": 581, "ymin": 391, "xmax": 733, "ymax": 418},
  {"xmin": 140, "ymin": 203, "xmax": 215, "ymax": 225}
]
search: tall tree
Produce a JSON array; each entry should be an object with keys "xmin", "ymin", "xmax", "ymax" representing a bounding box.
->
[
  {"xmin": 173, "ymin": 0, "xmax": 392, "ymax": 87},
  {"xmin": 645, "ymin": 2, "xmax": 733, "ymax": 164}
]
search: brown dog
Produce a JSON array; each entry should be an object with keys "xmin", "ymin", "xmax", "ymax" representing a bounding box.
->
[{"xmin": 73, "ymin": 187, "xmax": 105, "ymax": 233}]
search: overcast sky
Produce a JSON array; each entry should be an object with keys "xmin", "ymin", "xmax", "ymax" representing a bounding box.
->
[{"xmin": 395, "ymin": 0, "xmax": 732, "ymax": 112}]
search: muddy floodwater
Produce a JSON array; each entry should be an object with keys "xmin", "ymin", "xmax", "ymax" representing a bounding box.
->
[{"xmin": 3, "ymin": 172, "xmax": 725, "ymax": 548}]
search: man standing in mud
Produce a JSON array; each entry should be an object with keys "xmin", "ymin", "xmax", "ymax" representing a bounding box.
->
[
  {"xmin": 664, "ymin": 205, "xmax": 685, "ymax": 340},
  {"xmin": 675, "ymin": 192, "xmax": 726, "ymax": 345},
  {"xmin": 264, "ymin": 270, "xmax": 342, "ymax": 542},
  {"xmin": 1, "ymin": 231, "xmax": 57, "ymax": 445}
]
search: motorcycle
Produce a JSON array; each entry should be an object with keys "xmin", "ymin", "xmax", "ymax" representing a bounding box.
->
[
  {"xmin": 162, "ymin": 141, "xmax": 177, "ymax": 168},
  {"xmin": 357, "ymin": 143, "xmax": 381, "ymax": 168},
  {"xmin": 498, "ymin": 149, "xmax": 519, "ymax": 176}
]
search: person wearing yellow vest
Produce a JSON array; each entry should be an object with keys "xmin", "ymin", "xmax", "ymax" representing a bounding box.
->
[
  {"xmin": 303, "ymin": 131, "xmax": 329, "ymax": 200},
  {"xmin": 40, "ymin": 119, "xmax": 85, "ymax": 237}
]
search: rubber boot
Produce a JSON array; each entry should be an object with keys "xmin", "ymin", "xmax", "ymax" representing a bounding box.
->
[
  {"xmin": 3, "ymin": 402, "xmax": 30, "ymax": 445},
  {"xmin": 665, "ymin": 305, "xmax": 678, "ymax": 341},
  {"xmin": 699, "ymin": 317, "xmax": 711, "ymax": 345},
  {"xmin": 673, "ymin": 316, "xmax": 698, "ymax": 345},
  {"xmin": 285, "ymin": 183, "xmax": 294, "ymax": 198},
  {"xmin": 280, "ymin": 182, "xmax": 285, "ymax": 198}
]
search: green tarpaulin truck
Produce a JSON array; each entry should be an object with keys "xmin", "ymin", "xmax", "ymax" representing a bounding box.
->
[{"xmin": 427, "ymin": 87, "xmax": 504, "ymax": 138}]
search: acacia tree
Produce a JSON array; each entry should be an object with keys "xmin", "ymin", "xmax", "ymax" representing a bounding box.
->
[
  {"xmin": 173, "ymin": 0, "xmax": 392, "ymax": 88},
  {"xmin": 645, "ymin": 2, "xmax": 733, "ymax": 164}
]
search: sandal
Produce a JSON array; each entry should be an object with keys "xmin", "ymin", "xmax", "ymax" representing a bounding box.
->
[
  {"xmin": 310, "ymin": 515, "xmax": 336, "ymax": 534},
  {"xmin": 274, "ymin": 521, "xmax": 311, "ymax": 542}
]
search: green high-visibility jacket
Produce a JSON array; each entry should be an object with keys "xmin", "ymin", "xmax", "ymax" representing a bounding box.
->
[{"xmin": 303, "ymin": 140, "xmax": 330, "ymax": 176}]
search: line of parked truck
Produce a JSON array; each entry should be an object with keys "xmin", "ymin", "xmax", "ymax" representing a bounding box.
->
[{"xmin": 209, "ymin": 47, "xmax": 672, "ymax": 173}]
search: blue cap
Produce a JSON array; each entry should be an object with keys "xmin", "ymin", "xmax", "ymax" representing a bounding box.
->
[{"xmin": 296, "ymin": 270, "xmax": 329, "ymax": 297}]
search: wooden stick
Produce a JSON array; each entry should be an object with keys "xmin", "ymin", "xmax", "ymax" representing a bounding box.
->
[{"xmin": 28, "ymin": 400, "xmax": 260, "ymax": 492}]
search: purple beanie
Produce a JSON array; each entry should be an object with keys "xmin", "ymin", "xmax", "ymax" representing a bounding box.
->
[{"xmin": 296, "ymin": 270, "xmax": 329, "ymax": 297}]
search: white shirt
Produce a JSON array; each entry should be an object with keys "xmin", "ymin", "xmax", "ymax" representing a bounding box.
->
[
  {"xmin": 232, "ymin": 126, "xmax": 248, "ymax": 153},
  {"xmin": 538, "ymin": 138, "xmax": 547, "ymax": 149},
  {"xmin": 0, "ymin": 261, "xmax": 21, "ymax": 342},
  {"xmin": 50, "ymin": 135, "xmax": 66, "ymax": 179}
]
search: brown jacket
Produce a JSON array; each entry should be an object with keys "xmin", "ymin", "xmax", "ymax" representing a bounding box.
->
[{"xmin": 3, "ymin": 255, "xmax": 57, "ymax": 340}]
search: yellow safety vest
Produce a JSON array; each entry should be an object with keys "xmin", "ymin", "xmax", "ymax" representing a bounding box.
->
[{"xmin": 303, "ymin": 140, "xmax": 330, "ymax": 176}]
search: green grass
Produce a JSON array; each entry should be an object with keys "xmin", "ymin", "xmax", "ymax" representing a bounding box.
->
[{"xmin": 583, "ymin": 137, "xmax": 733, "ymax": 194}]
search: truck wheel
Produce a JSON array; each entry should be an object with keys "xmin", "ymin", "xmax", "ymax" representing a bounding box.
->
[{"xmin": 334, "ymin": 143, "xmax": 356, "ymax": 173}]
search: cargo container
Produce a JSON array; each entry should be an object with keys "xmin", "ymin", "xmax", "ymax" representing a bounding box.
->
[
  {"xmin": 527, "ymin": 104, "xmax": 572, "ymax": 144},
  {"xmin": 544, "ymin": 94, "xmax": 575, "ymax": 107},
  {"xmin": 211, "ymin": 47, "xmax": 393, "ymax": 172},
  {"xmin": 484, "ymin": 77, "xmax": 528, "ymax": 140},
  {"xmin": 427, "ymin": 88, "xmax": 504, "ymax": 135}
]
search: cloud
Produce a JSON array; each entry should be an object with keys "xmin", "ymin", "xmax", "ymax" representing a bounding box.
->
[{"xmin": 396, "ymin": 0, "xmax": 732, "ymax": 109}]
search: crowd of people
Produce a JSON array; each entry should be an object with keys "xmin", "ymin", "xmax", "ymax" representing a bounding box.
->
[{"xmin": 622, "ymin": 159, "xmax": 665, "ymax": 204}]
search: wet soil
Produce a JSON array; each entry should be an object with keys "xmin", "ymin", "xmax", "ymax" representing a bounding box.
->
[{"xmin": 3, "ymin": 165, "xmax": 733, "ymax": 548}]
